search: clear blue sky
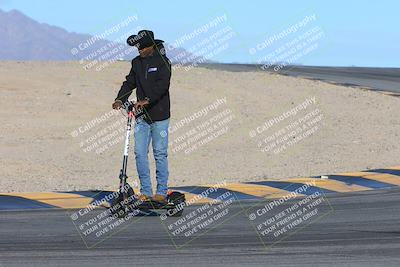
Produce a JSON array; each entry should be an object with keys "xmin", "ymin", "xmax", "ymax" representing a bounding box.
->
[{"xmin": 1, "ymin": 0, "xmax": 399, "ymax": 67}]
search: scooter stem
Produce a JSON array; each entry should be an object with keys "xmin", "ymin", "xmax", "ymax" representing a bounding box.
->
[{"xmin": 119, "ymin": 101, "xmax": 135, "ymax": 192}]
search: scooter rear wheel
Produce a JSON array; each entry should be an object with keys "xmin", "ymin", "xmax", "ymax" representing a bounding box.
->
[{"xmin": 167, "ymin": 192, "xmax": 186, "ymax": 217}]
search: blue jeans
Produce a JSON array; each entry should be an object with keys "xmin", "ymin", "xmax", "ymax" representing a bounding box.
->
[{"xmin": 134, "ymin": 118, "xmax": 169, "ymax": 196}]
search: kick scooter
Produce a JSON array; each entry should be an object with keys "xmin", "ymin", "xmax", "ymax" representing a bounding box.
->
[{"xmin": 109, "ymin": 101, "xmax": 185, "ymax": 217}]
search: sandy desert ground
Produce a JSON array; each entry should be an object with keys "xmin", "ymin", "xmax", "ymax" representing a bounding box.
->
[{"xmin": 0, "ymin": 61, "xmax": 399, "ymax": 192}]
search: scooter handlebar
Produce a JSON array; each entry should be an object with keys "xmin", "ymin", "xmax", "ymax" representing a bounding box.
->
[{"xmin": 125, "ymin": 100, "xmax": 135, "ymax": 112}]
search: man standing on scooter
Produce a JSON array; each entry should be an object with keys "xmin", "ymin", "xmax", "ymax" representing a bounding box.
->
[{"xmin": 112, "ymin": 30, "xmax": 171, "ymax": 203}]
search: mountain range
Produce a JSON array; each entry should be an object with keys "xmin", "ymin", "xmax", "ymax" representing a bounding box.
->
[{"xmin": 0, "ymin": 9, "xmax": 200, "ymax": 62}]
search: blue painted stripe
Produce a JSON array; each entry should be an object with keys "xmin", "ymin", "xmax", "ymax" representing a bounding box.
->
[
  {"xmin": 170, "ymin": 186, "xmax": 261, "ymax": 200},
  {"xmin": 0, "ymin": 195, "xmax": 57, "ymax": 210},
  {"xmin": 327, "ymin": 175, "xmax": 395, "ymax": 189},
  {"xmin": 363, "ymin": 168, "xmax": 400, "ymax": 176},
  {"xmin": 246, "ymin": 181, "xmax": 335, "ymax": 195}
]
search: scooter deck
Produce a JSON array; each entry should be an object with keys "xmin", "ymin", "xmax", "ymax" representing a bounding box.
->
[
  {"xmin": 110, "ymin": 193, "xmax": 185, "ymax": 217},
  {"xmin": 130, "ymin": 199, "xmax": 176, "ymax": 210}
]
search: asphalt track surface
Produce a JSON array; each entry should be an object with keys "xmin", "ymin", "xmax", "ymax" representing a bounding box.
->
[
  {"xmin": 201, "ymin": 63, "xmax": 400, "ymax": 94},
  {"xmin": 1, "ymin": 188, "xmax": 399, "ymax": 267}
]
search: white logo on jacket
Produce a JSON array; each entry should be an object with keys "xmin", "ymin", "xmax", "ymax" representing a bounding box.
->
[{"xmin": 148, "ymin": 67, "xmax": 157, "ymax": 72}]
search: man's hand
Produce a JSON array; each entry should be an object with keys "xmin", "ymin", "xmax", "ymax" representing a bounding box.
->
[
  {"xmin": 112, "ymin": 100, "xmax": 123, "ymax": 110},
  {"xmin": 134, "ymin": 99, "xmax": 149, "ymax": 111}
]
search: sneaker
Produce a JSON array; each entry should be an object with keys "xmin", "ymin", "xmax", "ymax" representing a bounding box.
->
[
  {"xmin": 137, "ymin": 194, "xmax": 151, "ymax": 202},
  {"xmin": 152, "ymin": 194, "xmax": 167, "ymax": 203}
]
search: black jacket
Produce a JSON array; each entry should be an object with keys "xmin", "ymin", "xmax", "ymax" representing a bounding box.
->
[{"xmin": 116, "ymin": 49, "xmax": 171, "ymax": 122}]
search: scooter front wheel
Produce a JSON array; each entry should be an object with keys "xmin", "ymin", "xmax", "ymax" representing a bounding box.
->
[{"xmin": 109, "ymin": 185, "xmax": 135, "ymax": 218}]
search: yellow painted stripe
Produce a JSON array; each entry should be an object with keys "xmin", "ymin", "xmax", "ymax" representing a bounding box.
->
[
  {"xmin": 183, "ymin": 192, "xmax": 217, "ymax": 205},
  {"xmin": 340, "ymin": 172, "xmax": 400, "ymax": 186},
  {"xmin": 1, "ymin": 192, "xmax": 99, "ymax": 209},
  {"xmin": 37, "ymin": 198, "xmax": 94, "ymax": 209},
  {"xmin": 288, "ymin": 178, "xmax": 371, "ymax": 192},
  {"xmin": 204, "ymin": 183, "xmax": 306, "ymax": 199},
  {"xmin": 1, "ymin": 192, "xmax": 85, "ymax": 200},
  {"xmin": 386, "ymin": 166, "xmax": 400, "ymax": 170}
]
